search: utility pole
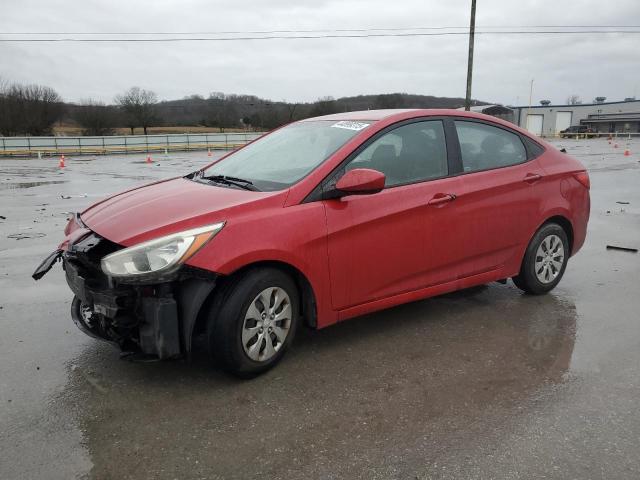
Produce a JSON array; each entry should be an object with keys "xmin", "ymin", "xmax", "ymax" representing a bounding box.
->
[
  {"xmin": 526, "ymin": 78, "xmax": 534, "ymax": 129},
  {"xmin": 464, "ymin": 0, "xmax": 477, "ymax": 111}
]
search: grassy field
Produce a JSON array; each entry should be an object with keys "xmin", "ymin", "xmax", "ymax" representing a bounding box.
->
[{"xmin": 52, "ymin": 125, "xmax": 251, "ymax": 136}]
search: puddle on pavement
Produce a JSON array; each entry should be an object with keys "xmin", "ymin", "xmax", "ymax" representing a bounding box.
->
[
  {"xmin": 58, "ymin": 285, "xmax": 577, "ymax": 479},
  {"xmin": 0, "ymin": 168, "xmax": 61, "ymax": 176},
  {"xmin": 7, "ymin": 232, "xmax": 46, "ymax": 240},
  {"xmin": 0, "ymin": 180, "xmax": 67, "ymax": 190},
  {"xmin": 96, "ymin": 173, "xmax": 155, "ymax": 181}
]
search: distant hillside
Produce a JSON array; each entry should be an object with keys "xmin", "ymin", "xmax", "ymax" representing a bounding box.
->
[
  {"xmin": 152, "ymin": 92, "xmax": 490, "ymax": 130},
  {"xmin": 329, "ymin": 93, "xmax": 488, "ymax": 111},
  {"xmin": 1, "ymin": 77, "xmax": 491, "ymax": 136}
]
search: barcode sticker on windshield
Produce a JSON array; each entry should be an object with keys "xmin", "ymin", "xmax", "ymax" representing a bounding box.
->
[{"xmin": 331, "ymin": 121, "xmax": 370, "ymax": 131}]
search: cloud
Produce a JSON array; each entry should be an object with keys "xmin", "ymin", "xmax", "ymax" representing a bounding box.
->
[{"xmin": 1, "ymin": 0, "xmax": 638, "ymax": 105}]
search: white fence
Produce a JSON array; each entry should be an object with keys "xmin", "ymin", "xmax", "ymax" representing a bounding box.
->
[{"xmin": 0, "ymin": 132, "xmax": 265, "ymax": 157}]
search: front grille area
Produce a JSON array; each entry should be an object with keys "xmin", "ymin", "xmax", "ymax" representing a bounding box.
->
[{"xmin": 63, "ymin": 229, "xmax": 216, "ymax": 359}]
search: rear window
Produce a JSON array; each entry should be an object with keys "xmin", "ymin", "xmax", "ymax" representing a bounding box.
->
[{"xmin": 455, "ymin": 121, "xmax": 527, "ymax": 172}]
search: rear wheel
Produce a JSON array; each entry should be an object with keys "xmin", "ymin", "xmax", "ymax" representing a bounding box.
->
[
  {"xmin": 512, "ymin": 223, "xmax": 569, "ymax": 295},
  {"xmin": 207, "ymin": 268, "xmax": 299, "ymax": 377}
]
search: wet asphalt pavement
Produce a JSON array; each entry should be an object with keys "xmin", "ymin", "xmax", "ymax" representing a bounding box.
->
[{"xmin": 1, "ymin": 139, "xmax": 639, "ymax": 479}]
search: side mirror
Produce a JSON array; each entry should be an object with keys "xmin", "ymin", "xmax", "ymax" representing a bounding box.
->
[{"xmin": 331, "ymin": 168, "xmax": 386, "ymax": 197}]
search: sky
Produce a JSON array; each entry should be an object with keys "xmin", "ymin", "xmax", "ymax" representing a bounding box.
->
[{"xmin": 1, "ymin": 0, "xmax": 639, "ymax": 106}]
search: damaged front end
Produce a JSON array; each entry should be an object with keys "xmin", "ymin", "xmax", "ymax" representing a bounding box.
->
[{"xmin": 34, "ymin": 230, "xmax": 217, "ymax": 360}]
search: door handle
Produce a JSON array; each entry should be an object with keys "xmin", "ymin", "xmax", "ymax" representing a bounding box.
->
[
  {"xmin": 427, "ymin": 193, "xmax": 456, "ymax": 206},
  {"xmin": 523, "ymin": 173, "xmax": 542, "ymax": 184}
]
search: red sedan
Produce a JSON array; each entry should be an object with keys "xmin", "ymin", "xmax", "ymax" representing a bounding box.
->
[{"xmin": 34, "ymin": 109, "xmax": 590, "ymax": 376}]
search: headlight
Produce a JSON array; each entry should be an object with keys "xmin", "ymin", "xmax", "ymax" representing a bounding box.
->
[{"xmin": 101, "ymin": 222, "xmax": 225, "ymax": 279}]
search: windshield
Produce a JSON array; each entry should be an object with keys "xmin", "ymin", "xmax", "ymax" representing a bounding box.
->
[{"xmin": 199, "ymin": 120, "xmax": 372, "ymax": 191}]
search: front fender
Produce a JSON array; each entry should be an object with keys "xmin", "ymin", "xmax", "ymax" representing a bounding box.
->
[{"xmin": 186, "ymin": 201, "xmax": 337, "ymax": 327}]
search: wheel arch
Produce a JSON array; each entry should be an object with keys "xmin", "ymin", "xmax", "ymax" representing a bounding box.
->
[{"xmin": 191, "ymin": 260, "xmax": 318, "ymax": 344}]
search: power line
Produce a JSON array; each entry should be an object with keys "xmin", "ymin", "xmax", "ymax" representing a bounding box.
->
[
  {"xmin": 1, "ymin": 30, "xmax": 639, "ymax": 42},
  {"xmin": 1, "ymin": 25, "xmax": 639, "ymax": 35}
]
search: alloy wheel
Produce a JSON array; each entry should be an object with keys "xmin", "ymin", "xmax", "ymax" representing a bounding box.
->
[
  {"xmin": 534, "ymin": 234, "xmax": 565, "ymax": 284},
  {"xmin": 242, "ymin": 287, "xmax": 292, "ymax": 362}
]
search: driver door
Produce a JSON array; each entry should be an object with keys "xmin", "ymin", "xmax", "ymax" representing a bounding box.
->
[{"xmin": 322, "ymin": 120, "xmax": 463, "ymax": 310}]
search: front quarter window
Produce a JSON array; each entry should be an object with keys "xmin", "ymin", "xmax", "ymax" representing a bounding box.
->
[{"xmin": 199, "ymin": 120, "xmax": 371, "ymax": 191}]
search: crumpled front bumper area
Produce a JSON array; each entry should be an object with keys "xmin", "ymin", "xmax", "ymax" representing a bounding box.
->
[{"xmin": 64, "ymin": 232, "xmax": 216, "ymax": 360}]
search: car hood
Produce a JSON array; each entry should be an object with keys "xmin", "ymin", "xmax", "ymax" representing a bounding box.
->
[{"xmin": 81, "ymin": 177, "xmax": 284, "ymax": 246}]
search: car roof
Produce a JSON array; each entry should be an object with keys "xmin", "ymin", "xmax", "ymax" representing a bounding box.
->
[
  {"xmin": 298, "ymin": 108, "xmax": 548, "ymax": 148},
  {"xmin": 301, "ymin": 108, "xmax": 499, "ymax": 122},
  {"xmin": 301, "ymin": 109, "xmax": 420, "ymax": 121}
]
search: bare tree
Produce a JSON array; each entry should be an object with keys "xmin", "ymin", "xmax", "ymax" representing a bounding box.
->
[
  {"xmin": 205, "ymin": 92, "xmax": 239, "ymax": 132},
  {"xmin": 565, "ymin": 94, "xmax": 582, "ymax": 105},
  {"xmin": 374, "ymin": 93, "xmax": 406, "ymax": 109},
  {"xmin": 0, "ymin": 78, "xmax": 10, "ymax": 135},
  {"xmin": 309, "ymin": 96, "xmax": 339, "ymax": 117},
  {"xmin": 115, "ymin": 87, "xmax": 158, "ymax": 134},
  {"xmin": 0, "ymin": 80, "xmax": 64, "ymax": 136},
  {"xmin": 285, "ymin": 102, "xmax": 298, "ymax": 122},
  {"xmin": 74, "ymin": 99, "xmax": 118, "ymax": 136}
]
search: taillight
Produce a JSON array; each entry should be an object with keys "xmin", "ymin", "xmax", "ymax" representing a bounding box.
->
[{"xmin": 573, "ymin": 171, "xmax": 590, "ymax": 190}]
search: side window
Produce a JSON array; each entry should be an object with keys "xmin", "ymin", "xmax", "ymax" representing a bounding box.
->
[
  {"xmin": 455, "ymin": 121, "xmax": 527, "ymax": 173},
  {"xmin": 346, "ymin": 120, "xmax": 448, "ymax": 187}
]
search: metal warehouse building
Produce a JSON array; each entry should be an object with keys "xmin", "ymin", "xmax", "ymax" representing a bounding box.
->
[{"xmin": 509, "ymin": 99, "xmax": 640, "ymax": 137}]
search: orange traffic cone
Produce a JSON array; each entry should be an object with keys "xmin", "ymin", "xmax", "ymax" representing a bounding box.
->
[
  {"xmin": 624, "ymin": 148, "xmax": 631, "ymax": 156},
  {"xmin": 146, "ymin": 154, "xmax": 152, "ymax": 164},
  {"xmin": 207, "ymin": 149, "xmax": 212, "ymax": 157},
  {"xmin": 59, "ymin": 154, "xmax": 65, "ymax": 168}
]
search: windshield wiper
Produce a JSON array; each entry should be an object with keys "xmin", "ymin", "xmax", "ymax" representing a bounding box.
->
[{"xmin": 199, "ymin": 174, "xmax": 260, "ymax": 191}]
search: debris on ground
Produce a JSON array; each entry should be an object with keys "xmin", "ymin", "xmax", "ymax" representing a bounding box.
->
[
  {"xmin": 616, "ymin": 201, "xmax": 630, "ymax": 205},
  {"xmin": 60, "ymin": 194, "xmax": 87, "ymax": 199},
  {"xmin": 0, "ymin": 215, "xmax": 6, "ymax": 219},
  {"xmin": 606, "ymin": 245, "xmax": 638, "ymax": 253}
]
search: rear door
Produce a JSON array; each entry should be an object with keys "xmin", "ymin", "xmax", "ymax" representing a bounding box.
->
[
  {"xmin": 555, "ymin": 111, "xmax": 572, "ymax": 135},
  {"xmin": 451, "ymin": 119, "xmax": 545, "ymax": 277},
  {"xmin": 526, "ymin": 114, "xmax": 544, "ymax": 136},
  {"xmin": 322, "ymin": 119, "xmax": 463, "ymax": 310}
]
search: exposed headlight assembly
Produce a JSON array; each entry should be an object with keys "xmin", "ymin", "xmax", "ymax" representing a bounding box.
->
[
  {"xmin": 101, "ymin": 222, "xmax": 225, "ymax": 280},
  {"xmin": 64, "ymin": 212, "xmax": 86, "ymax": 235}
]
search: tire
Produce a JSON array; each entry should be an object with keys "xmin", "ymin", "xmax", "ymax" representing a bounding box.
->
[
  {"xmin": 512, "ymin": 223, "xmax": 569, "ymax": 295},
  {"xmin": 207, "ymin": 268, "xmax": 299, "ymax": 377}
]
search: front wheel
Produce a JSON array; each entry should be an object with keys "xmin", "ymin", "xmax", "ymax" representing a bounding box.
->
[
  {"xmin": 207, "ymin": 268, "xmax": 299, "ymax": 377},
  {"xmin": 512, "ymin": 223, "xmax": 569, "ymax": 295}
]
